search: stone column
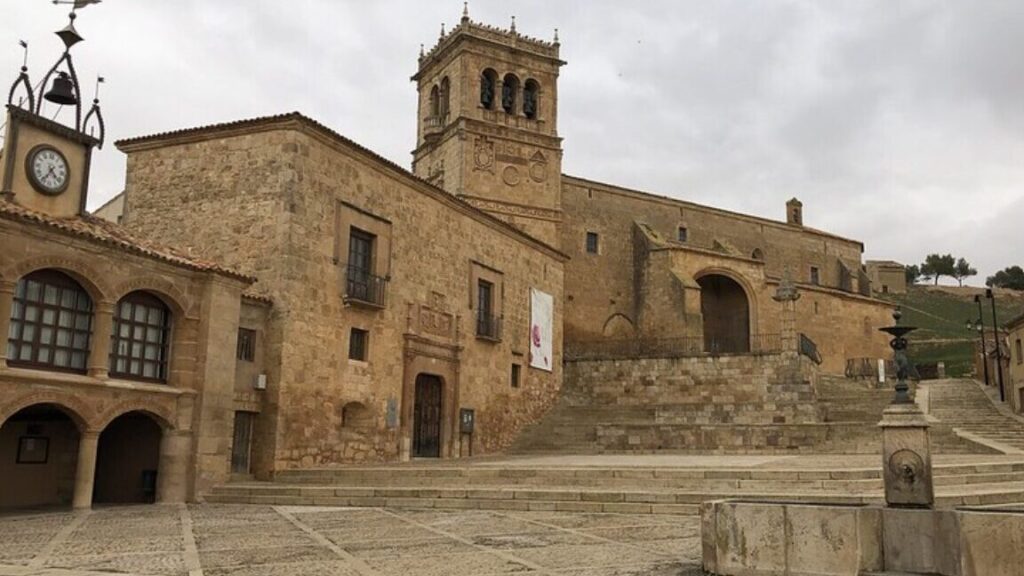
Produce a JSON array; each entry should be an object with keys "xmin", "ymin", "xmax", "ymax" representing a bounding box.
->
[
  {"xmin": 87, "ymin": 301, "xmax": 114, "ymax": 379},
  {"xmin": 0, "ymin": 280, "xmax": 15, "ymax": 364},
  {"xmin": 72, "ymin": 430, "xmax": 100, "ymax": 509},
  {"xmin": 156, "ymin": 430, "xmax": 192, "ymax": 503},
  {"xmin": 772, "ymin": 272, "xmax": 800, "ymax": 358}
]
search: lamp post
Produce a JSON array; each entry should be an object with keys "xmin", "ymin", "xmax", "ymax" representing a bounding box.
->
[
  {"xmin": 966, "ymin": 317, "xmax": 990, "ymax": 387},
  {"xmin": 986, "ymin": 288, "xmax": 1006, "ymax": 402}
]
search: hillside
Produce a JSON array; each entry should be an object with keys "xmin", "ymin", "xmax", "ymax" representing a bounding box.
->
[{"xmin": 878, "ymin": 285, "xmax": 1024, "ymax": 377}]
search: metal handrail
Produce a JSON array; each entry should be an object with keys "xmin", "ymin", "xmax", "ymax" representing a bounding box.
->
[{"xmin": 476, "ymin": 312, "xmax": 502, "ymax": 341}]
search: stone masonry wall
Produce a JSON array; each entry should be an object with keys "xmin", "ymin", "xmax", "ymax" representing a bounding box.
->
[{"xmin": 120, "ymin": 117, "xmax": 564, "ymax": 470}]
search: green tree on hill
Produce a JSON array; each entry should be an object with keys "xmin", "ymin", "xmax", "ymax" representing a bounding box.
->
[
  {"xmin": 952, "ymin": 258, "xmax": 977, "ymax": 287},
  {"xmin": 987, "ymin": 266, "xmax": 1024, "ymax": 291},
  {"xmin": 920, "ymin": 253, "xmax": 955, "ymax": 285},
  {"xmin": 905, "ymin": 264, "xmax": 921, "ymax": 285}
]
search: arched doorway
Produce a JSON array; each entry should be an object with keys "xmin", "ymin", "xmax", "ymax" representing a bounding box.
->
[
  {"xmin": 93, "ymin": 412, "xmax": 162, "ymax": 504},
  {"xmin": 413, "ymin": 374, "xmax": 443, "ymax": 458},
  {"xmin": 0, "ymin": 403, "xmax": 81, "ymax": 509},
  {"xmin": 697, "ymin": 274, "xmax": 751, "ymax": 354}
]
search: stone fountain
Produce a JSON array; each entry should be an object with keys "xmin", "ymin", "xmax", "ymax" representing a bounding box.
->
[{"xmin": 700, "ymin": 308, "xmax": 1024, "ymax": 576}]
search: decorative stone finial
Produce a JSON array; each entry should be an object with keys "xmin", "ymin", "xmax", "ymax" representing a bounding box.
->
[
  {"xmin": 440, "ymin": 22, "xmax": 446, "ymax": 37},
  {"xmin": 462, "ymin": 2, "xmax": 469, "ymax": 22},
  {"xmin": 773, "ymin": 268, "xmax": 801, "ymax": 302},
  {"xmin": 553, "ymin": 28, "xmax": 560, "ymax": 44},
  {"xmin": 419, "ymin": 43, "xmax": 424, "ymax": 58},
  {"xmin": 510, "ymin": 15, "xmax": 516, "ymax": 33}
]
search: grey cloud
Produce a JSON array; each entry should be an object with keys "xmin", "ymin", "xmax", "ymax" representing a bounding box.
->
[{"xmin": 2, "ymin": 0, "xmax": 1021, "ymax": 281}]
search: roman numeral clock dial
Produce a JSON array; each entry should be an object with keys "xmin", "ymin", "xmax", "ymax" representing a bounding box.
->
[{"xmin": 26, "ymin": 145, "xmax": 71, "ymax": 195}]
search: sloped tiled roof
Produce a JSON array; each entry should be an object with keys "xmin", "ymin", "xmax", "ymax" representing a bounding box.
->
[{"xmin": 0, "ymin": 201, "xmax": 255, "ymax": 283}]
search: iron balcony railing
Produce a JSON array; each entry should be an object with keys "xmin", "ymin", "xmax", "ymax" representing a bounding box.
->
[
  {"xmin": 476, "ymin": 312, "xmax": 502, "ymax": 341},
  {"xmin": 799, "ymin": 333, "xmax": 823, "ymax": 365},
  {"xmin": 344, "ymin": 265, "xmax": 387, "ymax": 308},
  {"xmin": 565, "ymin": 334, "xmax": 783, "ymax": 361}
]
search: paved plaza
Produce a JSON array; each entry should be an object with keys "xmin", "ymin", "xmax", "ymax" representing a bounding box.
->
[{"xmin": 0, "ymin": 504, "xmax": 704, "ymax": 576}]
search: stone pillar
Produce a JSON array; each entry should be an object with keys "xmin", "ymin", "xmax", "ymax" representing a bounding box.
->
[
  {"xmin": 879, "ymin": 403, "xmax": 934, "ymax": 507},
  {"xmin": 72, "ymin": 430, "xmax": 100, "ymax": 509},
  {"xmin": 0, "ymin": 280, "xmax": 15, "ymax": 364},
  {"xmin": 772, "ymin": 272, "xmax": 800, "ymax": 357},
  {"xmin": 156, "ymin": 430, "xmax": 192, "ymax": 503},
  {"xmin": 87, "ymin": 301, "xmax": 114, "ymax": 379}
]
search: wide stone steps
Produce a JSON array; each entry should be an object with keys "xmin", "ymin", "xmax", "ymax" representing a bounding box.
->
[
  {"xmin": 927, "ymin": 380, "xmax": 1024, "ymax": 450},
  {"xmin": 205, "ymin": 478, "xmax": 1024, "ymax": 515}
]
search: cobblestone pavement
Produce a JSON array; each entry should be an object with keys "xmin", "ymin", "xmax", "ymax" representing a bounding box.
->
[{"xmin": 0, "ymin": 504, "xmax": 705, "ymax": 576}]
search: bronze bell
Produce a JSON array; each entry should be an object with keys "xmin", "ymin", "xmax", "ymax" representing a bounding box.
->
[{"xmin": 44, "ymin": 72, "xmax": 77, "ymax": 106}]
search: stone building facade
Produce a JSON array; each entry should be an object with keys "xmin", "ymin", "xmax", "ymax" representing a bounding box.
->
[
  {"xmin": 2, "ymin": 9, "xmax": 899, "ymax": 509},
  {"xmin": 0, "ymin": 105, "xmax": 256, "ymax": 509},
  {"xmin": 865, "ymin": 260, "xmax": 908, "ymax": 295},
  {"xmin": 116, "ymin": 114, "xmax": 566, "ymax": 475},
  {"xmin": 1005, "ymin": 313, "xmax": 1024, "ymax": 413}
]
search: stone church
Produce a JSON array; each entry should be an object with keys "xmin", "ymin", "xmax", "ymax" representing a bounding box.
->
[{"xmin": 1, "ymin": 9, "xmax": 890, "ymax": 509}]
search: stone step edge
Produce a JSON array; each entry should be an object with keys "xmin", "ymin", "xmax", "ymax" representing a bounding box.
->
[
  {"xmin": 274, "ymin": 461, "xmax": 1024, "ymax": 481},
  {"xmin": 202, "ymin": 489, "xmax": 1024, "ymax": 514}
]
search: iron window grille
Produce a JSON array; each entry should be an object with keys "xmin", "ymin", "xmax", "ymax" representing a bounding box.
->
[
  {"xmin": 586, "ymin": 232, "xmax": 599, "ymax": 254},
  {"xmin": 237, "ymin": 328, "xmax": 256, "ymax": 362},
  {"xmin": 349, "ymin": 328, "xmax": 369, "ymax": 361},
  {"xmin": 7, "ymin": 270, "xmax": 93, "ymax": 374}
]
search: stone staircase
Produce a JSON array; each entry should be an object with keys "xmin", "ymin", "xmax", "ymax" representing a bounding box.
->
[
  {"xmin": 506, "ymin": 358, "xmax": 988, "ymax": 454},
  {"xmin": 205, "ymin": 458, "xmax": 1024, "ymax": 514},
  {"xmin": 927, "ymin": 379, "xmax": 1024, "ymax": 453}
]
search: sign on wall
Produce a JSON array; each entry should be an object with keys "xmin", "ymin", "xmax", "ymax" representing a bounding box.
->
[{"xmin": 530, "ymin": 288, "xmax": 553, "ymax": 372}]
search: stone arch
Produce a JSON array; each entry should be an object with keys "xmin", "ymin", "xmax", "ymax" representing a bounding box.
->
[
  {"xmin": 439, "ymin": 76, "xmax": 451, "ymax": 117},
  {"xmin": 501, "ymin": 73, "xmax": 520, "ymax": 114},
  {"xmin": 429, "ymin": 84, "xmax": 440, "ymax": 117},
  {"xmin": 694, "ymin": 269, "xmax": 754, "ymax": 354},
  {"xmin": 94, "ymin": 400, "xmax": 175, "ymax": 433},
  {"xmin": 480, "ymin": 68, "xmax": 498, "ymax": 109},
  {"xmin": 523, "ymin": 78, "xmax": 540, "ymax": 119},
  {"xmin": 111, "ymin": 277, "xmax": 192, "ymax": 318},
  {"xmin": 94, "ymin": 410, "xmax": 165, "ymax": 504},
  {"xmin": 0, "ymin": 392, "xmax": 93, "ymax": 431},
  {"xmin": 602, "ymin": 313, "xmax": 636, "ymax": 338},
  {"xmin": 4, "ymin": 254, "xmax": 113, "ymax": 303}
]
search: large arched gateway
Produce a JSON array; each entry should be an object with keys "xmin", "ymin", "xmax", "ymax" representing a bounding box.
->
[{"xmin": 697, "ymin": 274, "xmax": 751, "ymax": 354}]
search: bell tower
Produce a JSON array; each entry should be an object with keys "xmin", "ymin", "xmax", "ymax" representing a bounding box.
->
[
  {"xmin": 1, "ymin": 9, "xmax": 105, "ymax": 219},
  {"xmin": 411, "ymin": 7, "xmax": 565, "ymax": 246}
]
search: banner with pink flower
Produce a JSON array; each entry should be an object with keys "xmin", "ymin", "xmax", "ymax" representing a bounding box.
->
[{"xmin": 529, "ymin": 288, "xmax": 553, "ymax": 372}]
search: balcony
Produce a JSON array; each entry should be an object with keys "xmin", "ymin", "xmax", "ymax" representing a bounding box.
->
[
  {"xmin": 422, "ymin": 115, "xmax": 445, "ymax": 139},
  {"xmin": 476, "ymin": 312, "xmax": 502, "ymax": 342},
  {"xmin": 344, "ymin": 265, "xmax": 387, "ymax": 308}
]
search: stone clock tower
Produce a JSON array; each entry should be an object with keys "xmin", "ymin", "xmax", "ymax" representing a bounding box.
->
[
  {"xmin": 412, "ymin": 8, "xmax": 565, "ymax": 246},
  {"xmin": 1, "ymin": 12, "xmax": 104, "ymax": 219}
]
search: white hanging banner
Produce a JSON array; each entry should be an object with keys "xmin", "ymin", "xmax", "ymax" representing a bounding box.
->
[{"xmin": 530, "ymin": 288, "xmax": 553, "ymax": 372}]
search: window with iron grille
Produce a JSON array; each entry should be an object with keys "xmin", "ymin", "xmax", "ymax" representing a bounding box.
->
[
  {"xmin": 511, "ymin": 363, "xmax": 521, "ymax": 388},
  {"xmin": 677, "ymin": 227, "xmax": 688, "ymax": 242},
  {"xmin": 585, "ymin": 232, "xmax": 599, "ymax": 254},
  {"xmin": 110, "ymin": 291, "xmax": 171, "ymax": 382},
  {"xmin": 237, "ymin": 328, "xmax": 256, "ymax": 362},
  {"xmin": 349, "ymin": 328, "xmax": 369, "ymax": 361},
  {"xmin": 810, "ymin": 267, "xmax": 820, "ymax": 285},
  {"xmin": 346, "ymin": 228, "xmax": 386, "ymax": 306},
  {"xmin": 7, "ymin": 270, "xmax": 93, "ymax": 373}
]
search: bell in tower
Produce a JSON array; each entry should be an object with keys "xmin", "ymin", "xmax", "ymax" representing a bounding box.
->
[{"xmin": 411, "ymin": 7, "xmax": 567, "ymax": 247}]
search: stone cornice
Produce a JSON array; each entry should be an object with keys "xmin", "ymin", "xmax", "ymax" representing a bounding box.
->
[
  {"xmin": 765, "ymin": 276, "xmax": 890, "ymax": 306},
  {"xmin": 459, "ymin": 194, "xmax": 562, "ymax": 222}
]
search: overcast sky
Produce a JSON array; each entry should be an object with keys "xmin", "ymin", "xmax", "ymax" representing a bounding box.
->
[{"xmin": 3, "ymin": 1, "xmax": 1023, "ymax": 284}]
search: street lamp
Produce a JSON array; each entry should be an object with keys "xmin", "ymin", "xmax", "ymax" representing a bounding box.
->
[
  {"xmin": 986, "ymin": 288, "xmax": 1006, "ymax": 402},
  {"xmin": 966, "ymin": 317, "xmax": 990, "ymax": 387}
]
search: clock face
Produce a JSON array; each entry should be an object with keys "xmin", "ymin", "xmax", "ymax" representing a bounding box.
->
[{"xmin": 26, "ymin": 146, "xmax": 70, "ymax": 195}]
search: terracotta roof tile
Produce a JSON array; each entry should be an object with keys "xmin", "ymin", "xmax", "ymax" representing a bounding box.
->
[{"xmin": 0, "ymin": 201, "xmax": 255, "ymax": 283}]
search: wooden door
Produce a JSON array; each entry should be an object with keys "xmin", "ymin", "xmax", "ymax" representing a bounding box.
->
[
  {"xmin": 230, "ymin": 412, "xmax": 255, "ymax": 474},
  {"xmin": 413, "ymin": 375, "xmax": 443, "ymax": 458}
]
